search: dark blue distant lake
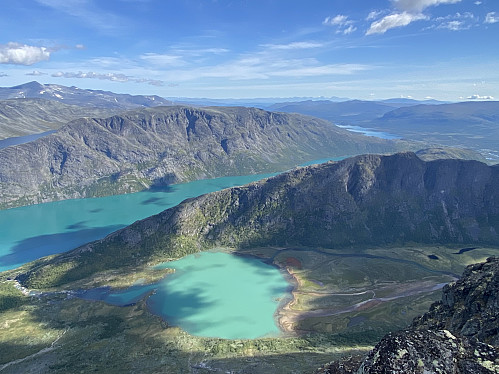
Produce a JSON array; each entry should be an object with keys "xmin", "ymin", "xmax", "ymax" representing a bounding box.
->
[{"xmin": 0, "ymin": 130, "xmax": 56, "ymax": 149}]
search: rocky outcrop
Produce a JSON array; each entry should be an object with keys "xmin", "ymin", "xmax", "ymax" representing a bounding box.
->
[
  {"xmin": 315, "ymin": 257, "xmax": 499, "ymax": 374},
  {"xmin": 413, "ymin": 256, "xmax": 499, "ymax": 346},
  {"xmin": 0, "ymin": 106, "xmax": 400, "ymax": 209}
]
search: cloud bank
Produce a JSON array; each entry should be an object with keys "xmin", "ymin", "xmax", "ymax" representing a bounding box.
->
[{"xmin": 51, "ymin": 71, "xmax": 164, "ymax": 86}]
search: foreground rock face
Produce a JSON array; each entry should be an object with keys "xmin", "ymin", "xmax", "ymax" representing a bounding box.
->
[
  {"xmin": 413, "ymin": 256, "xmax": 499, "ymax": 346},
  {"xmin": 316, "ymin": 258, "xmax": 499, "ymax": 374},
  {"xmin": 0, "ymin": 105, "xmax": 397, "ymax": 209}
]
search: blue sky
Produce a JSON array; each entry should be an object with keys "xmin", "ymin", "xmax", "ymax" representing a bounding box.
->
[{"xmin": 0, "ymin": 0, "xmax": 498, "ymax": 100}]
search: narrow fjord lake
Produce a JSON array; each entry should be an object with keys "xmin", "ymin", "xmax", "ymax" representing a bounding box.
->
[{"xmin": 0, "ymin": 173, "xmax": 276, "ymax": 272}]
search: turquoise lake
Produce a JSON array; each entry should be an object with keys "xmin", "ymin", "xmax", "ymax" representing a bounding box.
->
[
  {"xmin": 80, "ymin": 251, "xmax": 290, "ymax": 339},
  {"xmin": 0, "ymin": 173, "xmax": 277, "ymax": 272}
]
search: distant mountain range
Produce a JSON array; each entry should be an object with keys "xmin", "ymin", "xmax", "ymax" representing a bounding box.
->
[
  {"xmin": 0, "ymin": 98, "xmax": 121, "ymax": 139},
  {"xmin": 269, "ymin": 99, "xmax": 499, "ymax": 162},
  {"xmin": 0, "ymin": 81, "xmax": 172, "ymax": 109},
  {"xmin": 0, "ymin": 106, "xmax": 407, "ymax": 209}
]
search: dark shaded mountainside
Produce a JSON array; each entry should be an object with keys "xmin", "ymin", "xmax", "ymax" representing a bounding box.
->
[
  {"xmin": 0, "ymin": 81, "xmax": 172, "ymax": 109},
  {"xmin": 316, "ymin": 257, "xmax": 499, "ymax": 374},
  {"xmin": 0, "ymin": 106, "xmax": 406, "ymax": 209},
  {"xmin": 18, "ymin": 152, "xmax": 499, "ymax": 288},
  {"xmin": 0, "ymin": 98, "xmax": 121, "ymax": 139}
]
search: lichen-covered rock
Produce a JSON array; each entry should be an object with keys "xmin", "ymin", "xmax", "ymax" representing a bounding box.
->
[
  {"xmin": 413, "ymin": 257, "xmax": 499, "ymax": 346},
  {"xmin": 357, "ymin": 329, "xmax": 498, "ymax": 374}
]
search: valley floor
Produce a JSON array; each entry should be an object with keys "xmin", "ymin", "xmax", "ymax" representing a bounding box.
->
[{"xmin": 0, "ymin": 244, "xmax": 497, "ymax": 373}]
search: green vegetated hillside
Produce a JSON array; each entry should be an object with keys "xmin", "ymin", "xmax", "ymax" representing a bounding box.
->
[
  {"xmin": 17, "ymin": 152, "xmax": 499, "ymax": 289},
  {"xmin": 0, "ymin": 105, "xmax": 411, "ymax": 209},
  {"xmin": 0, "ymin": 98, "xmax": 121, "ymax": 139}
]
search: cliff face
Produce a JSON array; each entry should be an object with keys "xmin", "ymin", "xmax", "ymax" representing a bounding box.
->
[
  {"xmin": 0, "ymin": 106, "xmax": 398, "ymax": 209},
  {"xmin": 316, "ymin": 257, "xmax": 499, "ymax": 374},
  {"xmin": 18, "ymin": 152, "xmax": 499, "ymax": 288}
]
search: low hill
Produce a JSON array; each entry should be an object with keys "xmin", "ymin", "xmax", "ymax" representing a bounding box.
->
[{"xmin": 0, "ymin": 106, "xmax": 406, "ymax": 209}]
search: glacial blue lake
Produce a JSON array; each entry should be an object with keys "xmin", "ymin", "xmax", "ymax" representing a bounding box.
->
[
  {"xmin": 0, "ymin": 173, "xmax": 277, "ymax": 272},
  {"xmin": 80, "ymin": 251, "xmax": 290, "ymax": 339}
]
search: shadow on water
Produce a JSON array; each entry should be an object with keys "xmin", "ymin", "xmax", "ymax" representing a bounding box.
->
[
  {"xmin": 0, "ymin": 225, "xmax": 125, "ymax": 268},
  {"xmin": 141, "ymin": 197, "xmax": 167, "ymax": 206},
  {"xmin": 65, "ymin": 221, "xmax": 88, "ymax": 230},
  {"xmin": 88, "ymin": 208, "xmax": 103, "ymax": 213}
]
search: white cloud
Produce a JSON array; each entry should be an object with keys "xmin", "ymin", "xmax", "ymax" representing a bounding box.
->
[
  {"xmin": 26, "ymin": 70, "xmax": 47, "ymax": 76},
  {"xmin": 343, "ymin": 25, "xmax": 357, "ymax": 35},
  {"xmin": 51, "ymin": 70, "xmax": 165, "ymax": 86},
  {"xmin": 485, "ymin": 12, "xmax": 499, "ymax": 24},
  {"xmin": 0, "ymin": 43, "xmax": 51, "ymax": 65},
  {"xmin": 467, "ymin": 94, "xmax": 494, "ymax": 100},
  {"xmin": 392, "ymin": 0, "xmax": 462, "ymax": 13},
  {"xmin": 323, "ymin": 15, "xmax": 350, "ymax": 26},
  {"xmin": 437, "ymin": 20, "xmax": 468, "ymax": 30},
  {"xmin": 366, "ymin": 10, "xmax": 383, "ymax": 21},
  {"xmin": 366, "ymin": 12, "xmax": 428, "ymax": 35},
  {"xmin": 75, "ymin": 44, "xmax": 86, "ymax": 50},
  {"xmin": 323, "ymin": 14, "xmax": 357, "ymax": 35},
  {"xmin": 474, "ymin": 1, "xmax": 481, "ymax": 4},
  {"xmin": 0, "ymin": 72, "xmax": 8, "ymax": 77},
  {"xmin": 262, "ymin": 42, "xmax": 324, "ymax": 50}
]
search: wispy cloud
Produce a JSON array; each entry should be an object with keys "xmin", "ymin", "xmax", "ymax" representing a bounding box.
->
[
  {"xmin": 436, "ymin": 20, "xmax": 468, "ymax": 30},
  {"xmin": 26, "ymin": 70, "xmax": 47, "ymax": 76},
  {"xmin": 323, "ymin": 14, "xmax": 357, "ymax": 35},
  {"xmin": 0, "ymin": 72, "xmax": 8, "ymax": 77},
  {"xmin": 139, "ymin": 53, "xmax": 186, "ymax": 67},
  {"xmin": 485, "ymin": 12, "xmax": 499, "ymax": 24},
  {"xmin": 261, "ymin": 42, "xmax": 324, "ymax": 50},
  {"xmin": 0, "ymin": 43, "xmax": 51, "ymax": 65},
  {"xmin": 392, "ymin": 0, "xmax": 462, "ymax": 13},
  {"xmin": 366, "ymin": 10, "xmax": 383, "ymax": 21},
  {"xmin": 367, "ymin": 0, "xmax": 463, "ymax": 35},
  {"xmin": 367, "ymin": 12, "xmax": 428, "ymax": 35},
  {"xmin": 35, "ymin": 0, "xmax": 126, "ymax": 33},
  {"xmin": 51, "ymin": 70, "xmax": 165, "ymax": 86}
]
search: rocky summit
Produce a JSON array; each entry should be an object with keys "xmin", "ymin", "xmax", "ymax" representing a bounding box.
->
[
  {"xmin": 316, "ymin": 257, "xmax": 499, "ymax": 374},
  {"xmin": 0, "ymin": 105, "xmax": 400, "ymax": 209}
]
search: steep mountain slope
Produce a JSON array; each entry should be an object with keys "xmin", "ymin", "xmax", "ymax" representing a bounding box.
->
[
  {"xmin": 0, "ymin": 98, "xmax": 120, "ymax": 139},
  {"xmin": 316, "ymin": 257, "xmax": 499, "ymax": 374},
  {"xmin": 18, "ymin": 152, "xmax": 499, "ymax": 288},
  {"xmin": 0, "ymin": 106, "xmax": 404, "ymax": 209},
  {"xmin": 0, "ymin": 81, "xmax": 172, "ymax": 109}
]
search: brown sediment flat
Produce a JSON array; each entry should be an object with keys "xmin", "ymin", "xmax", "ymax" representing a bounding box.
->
[{"xmin": 276, "ymin": 264, "xmax": 456, "ymax": 333}]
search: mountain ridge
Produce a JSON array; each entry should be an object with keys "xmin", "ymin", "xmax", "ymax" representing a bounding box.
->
[
  {"xmin": 17, "ymin": 152, "xmax": 499, "ymax": 289},
  {"xmin": 0, "ymin": 105, "xmax": 405, "ymax": 209}
]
